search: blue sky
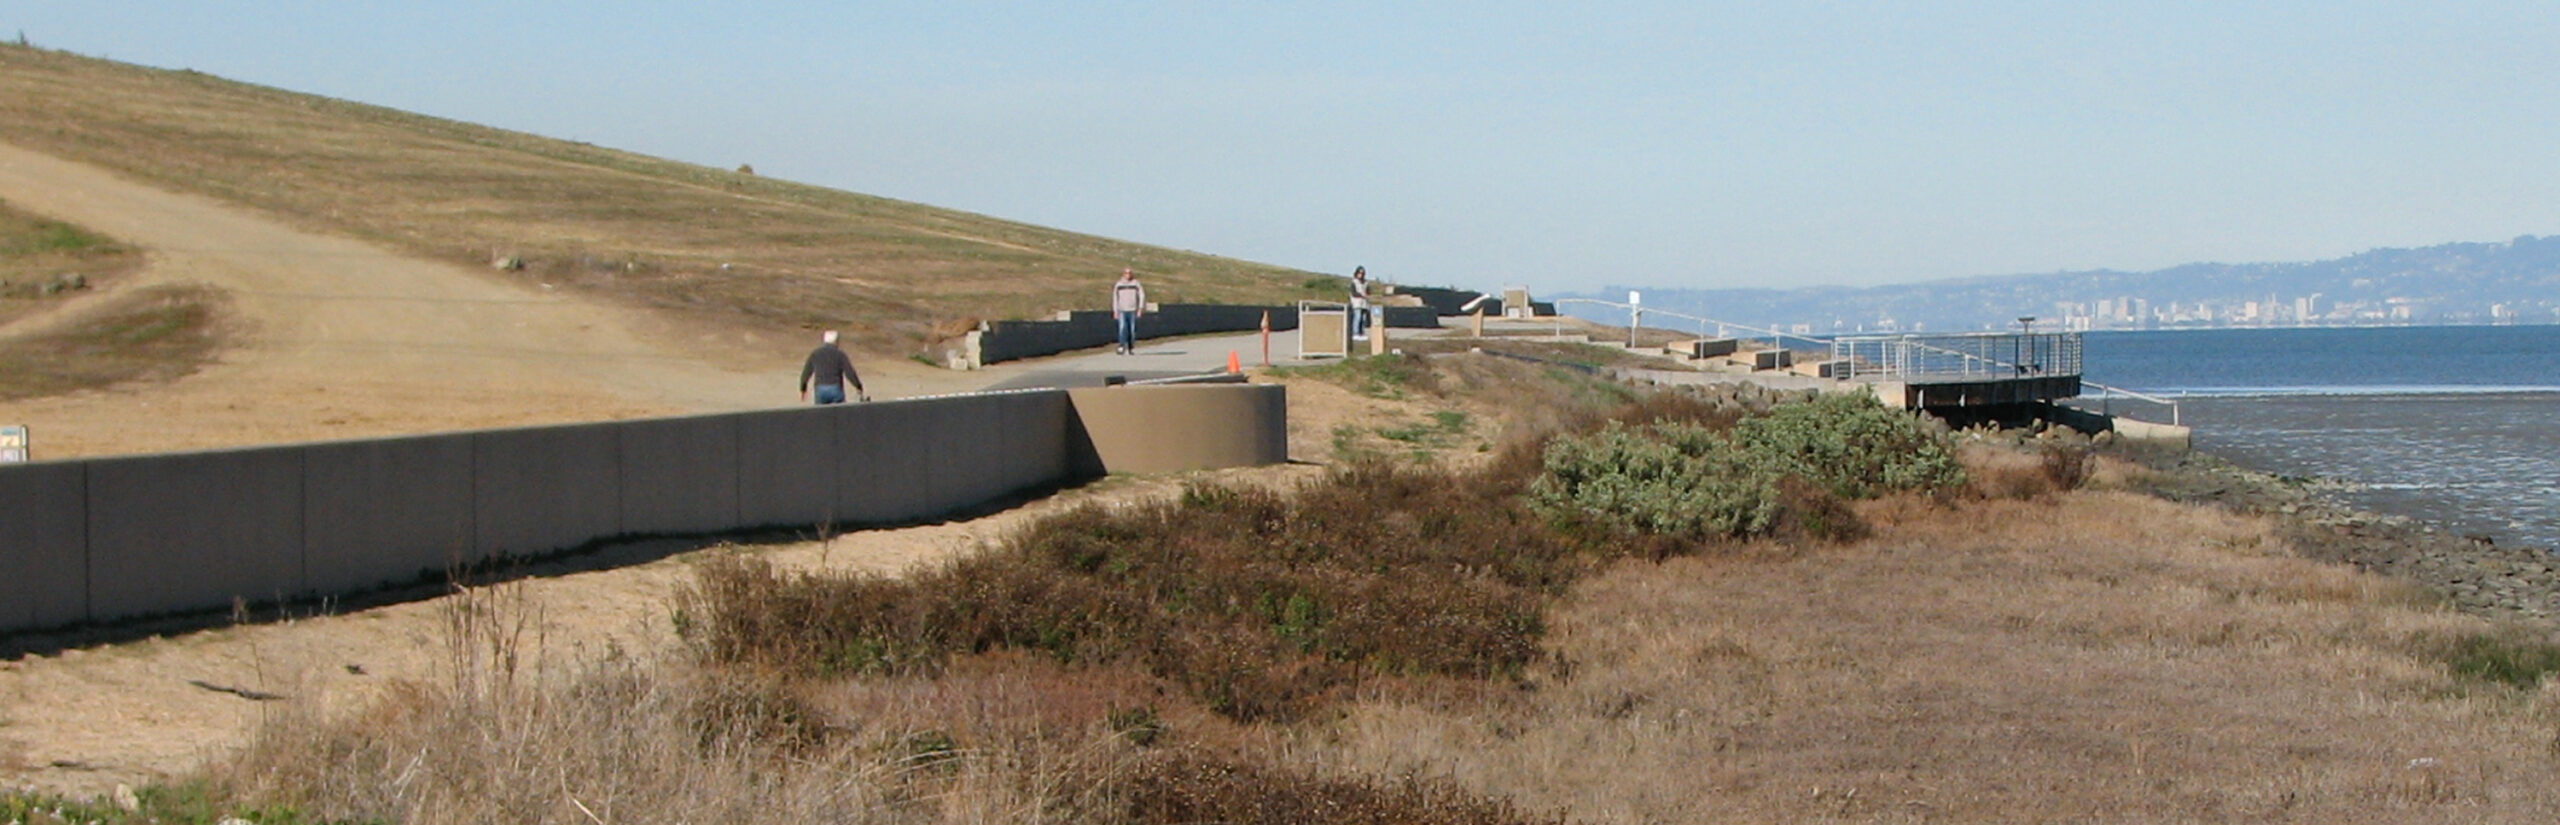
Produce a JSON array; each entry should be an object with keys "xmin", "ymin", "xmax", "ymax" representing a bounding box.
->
[{"xmin": 9, "ymin": 2, "xmax": 2559, "ymax": 294}]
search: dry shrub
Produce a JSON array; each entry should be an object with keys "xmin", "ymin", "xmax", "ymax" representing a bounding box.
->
[
  {"xmin": 1766, "ymin": 475, "xmax": 1867, "ymax": 544},
  {"xmin": 1065, "ymin": 749, "xmax": 1566, "ymax": 825},
  {"xmin": 220, "ymin": 581, "xmax": 1565, "ymax": 824},
  {"xmin": 1962, "ymin": 440, "xmax": 2094, "ymax": 500},
  {"xmin": 686, "ymin": 452, "xmax": 1599, "ymax": 723},
  {"xmin": 216, "ymin": 586, "xmax": 930, "ymax": 824}
]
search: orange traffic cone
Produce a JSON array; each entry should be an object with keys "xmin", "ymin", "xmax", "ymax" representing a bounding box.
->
[{"xmin": 1227, "ymin": 350, "xmax": 1244, "ymax": 374}]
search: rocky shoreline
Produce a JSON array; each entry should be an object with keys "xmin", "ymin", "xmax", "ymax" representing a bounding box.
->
[{"xmin": 2133, "ymin": 447, "xmax": 2560, "ymax": 625}]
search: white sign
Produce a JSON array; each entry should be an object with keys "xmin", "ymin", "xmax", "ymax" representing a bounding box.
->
[
  {"xmin": 1628, "ymin": 290, "xmax": 1642, "ymax": 306},
  {"xmin": 0, "ymin": 425, "xmax": 25, "ymax": 463}
]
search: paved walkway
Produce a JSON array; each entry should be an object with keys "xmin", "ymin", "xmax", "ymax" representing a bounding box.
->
[{"xmin": 975, "ymin": 327, "xmax": 1357, "ymax": 390}]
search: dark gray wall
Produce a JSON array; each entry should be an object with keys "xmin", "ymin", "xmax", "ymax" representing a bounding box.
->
[
  {"xmin": 735, "ymin": 406, "xmax": 840, "ymax": 529},
  {"xmin": 0, "ymin": 385, "xmax": 1282, "ymax": 634},
  {"xmin": 303, "ymin": 433, "xmax": 474, "ymax": 594},
  {"xmin": 86, "ymin": 447, "xmax": 306, "ymax": 622},
  {"xmin": 0, "ymin": 461, "xmax": 86, "ymax": 630}
]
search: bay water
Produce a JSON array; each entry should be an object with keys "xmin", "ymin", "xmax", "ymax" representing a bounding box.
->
[{"xmin": 2079, "ymin": 325, "xmax": 2560, "ymax": 550}]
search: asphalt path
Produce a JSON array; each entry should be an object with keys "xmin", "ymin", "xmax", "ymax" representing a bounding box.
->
[{"xmin": 976, "ymin": 327, "xmax": 1357, "ymax": 390}]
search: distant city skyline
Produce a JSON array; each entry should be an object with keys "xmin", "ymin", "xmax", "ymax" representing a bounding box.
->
[{"xmin": 10, "ymin": 2, "xmax": 2560, "ymax": 295}]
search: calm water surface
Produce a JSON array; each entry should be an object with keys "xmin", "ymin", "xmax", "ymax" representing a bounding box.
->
[{"xmin": 2081, "ymin": 326, "xmax": 2560, "ymax": 550}]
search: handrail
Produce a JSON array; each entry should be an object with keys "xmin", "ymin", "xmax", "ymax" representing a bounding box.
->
[
  {"xmin": 1551, "ymin": 298, "xmax": 1835, "ymax": 350},
  {"xmin": 2082, "ymin": 380, "xmax": 2183, "ymax": 426},
  {"xmin": 1828, "ymin": 332, "xmax": 2080, "ymax": 382}
]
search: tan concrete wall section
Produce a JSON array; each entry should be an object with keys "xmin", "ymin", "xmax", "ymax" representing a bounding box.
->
[
  {"xmin": 1067, "ymin": 384, "xmax": 1288, "ymax": 474},
  {"xmin": 0, "ymin": 384, "xmax": 1286, "ymax": 634}
]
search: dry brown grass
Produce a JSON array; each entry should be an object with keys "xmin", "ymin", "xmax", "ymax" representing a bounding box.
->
[
  {"xmin": 0, "ymin": 282, "xmax": 227, "ymax": 400},
  {"xmin": 1301, "ymin": 490, "xmax": 2560, "ymax": 823},
  {"xmin": 0, "ymin": 43, "xmax": 1332, "ymax": 353},
  {"xmin": 216, "ymin": 581, "xmax": 1559, "ymax": 825}
]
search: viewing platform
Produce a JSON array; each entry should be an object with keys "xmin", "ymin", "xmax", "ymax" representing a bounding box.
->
[{"xmin": 1828, "ymin": 332, "xmax": 2083, "ymax": 410}]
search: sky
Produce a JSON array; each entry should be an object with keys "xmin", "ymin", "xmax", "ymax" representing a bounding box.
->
[{"xmin": 8, "ymin": 2, "xmax": 2560, "ymax": 295}]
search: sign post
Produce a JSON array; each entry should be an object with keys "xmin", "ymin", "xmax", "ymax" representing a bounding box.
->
[{"xmin": 1628, "ymin": 290, "xmax": 1644, "ymax": 348}]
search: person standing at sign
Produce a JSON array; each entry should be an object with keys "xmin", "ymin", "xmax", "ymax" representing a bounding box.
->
[
  {"xmin": 1112, "ymin": 268, "xmax": 1146, "ymax": 355},
  {"xmin": 799, "ymin": 330, "xmax": 867, "ymax": 404},
  {"xmin": 1349, "ymin": 265, "xmax": 1372, "ymax": 341}
]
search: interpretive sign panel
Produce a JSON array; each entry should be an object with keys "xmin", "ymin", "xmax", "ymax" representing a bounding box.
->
[{"xmin": 0, "ymin": 425, "xmax": 25, "ymax": 463}]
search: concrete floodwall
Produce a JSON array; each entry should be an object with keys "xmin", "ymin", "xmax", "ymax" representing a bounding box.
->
[
  {"xmin": 971, "ymin": 303, "xmax": 1447, "ymax": 366},
  {"xmin": 0, "ymin": 385, "xmax": 1281, "ymax": 634},
  {"xmin": 302, "ymin": 432, "xmax": 474, "ymax": 594},
  {"xmin": 0, "ymin": 461, "xmax": 86, "ymax": 630}
]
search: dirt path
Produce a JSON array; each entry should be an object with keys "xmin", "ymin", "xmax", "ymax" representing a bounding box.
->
[{"xmin": 0, "ymin": 142, "xmax": 1010, "ymax": 459}]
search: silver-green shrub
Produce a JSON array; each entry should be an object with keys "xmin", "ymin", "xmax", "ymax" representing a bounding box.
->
[
  {"xmin": 1530, "ymin": 392, "xmax": 1964, "ymax": 540},
  {"xmin": 1732, "ymin": 392, "xmax": 1966, "ymax": 499}
]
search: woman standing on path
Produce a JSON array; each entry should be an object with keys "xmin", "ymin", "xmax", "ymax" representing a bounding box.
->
[{"xmin": 1349, "ymin": 265, "xmax": 1372, "ymax": 341}]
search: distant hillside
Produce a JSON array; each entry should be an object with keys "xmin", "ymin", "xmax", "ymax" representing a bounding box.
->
[
  {"xmin": 1567, "ymin": 237, "xmax": 2560, "ymax": 334},
  {"xmin": 0, "ymin": 44, "xmax": 1337, "ymax": 352}
]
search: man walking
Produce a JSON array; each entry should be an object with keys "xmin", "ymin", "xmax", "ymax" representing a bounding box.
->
[
  {"xmin": 799, "ymin": 330, "xmax": 867, "ymax": 404},
  {"xmin": 1111, "ymin": 267, "xmax": 1146, "ymax": 355}
]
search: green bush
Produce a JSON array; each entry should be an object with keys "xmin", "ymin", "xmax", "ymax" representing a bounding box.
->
[
  {"xmin": 1529, "ymin": 421, "xmax": 1782, "ymax": 540},
  {"xmin": 1529, "ymin": 393, "xmax": 1961, "ymax": 541},
  {"xmin": 1731, "ymin": 392, "xmax": 1966, "ymax": 500}
]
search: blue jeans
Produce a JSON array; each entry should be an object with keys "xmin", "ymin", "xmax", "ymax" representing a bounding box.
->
[
  {"xmin": 1350, "ymin": 304, "xmax": 1371, "ymax": 339},
  {"xmin": 813, "ymin": 384, "xmax": 846, "ymax": 405},
  {"xmin": 1116, "ymin": 313, "xmax": 1138, "ymax": 352}
]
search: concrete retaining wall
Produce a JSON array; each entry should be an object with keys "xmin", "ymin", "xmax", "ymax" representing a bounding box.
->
[
  {"xmin": 303, "ymin": 433, "xmax": 474, "ymax": 594},
  {"xmin": 0, "ymin": 461, "xmax": 86, "ymax": 630},
  {"xmin": 973, "ymin": 303, "xmax": 1444, "ymax": 366},
  {"xmin": 0, "ymin": 385, "xmax": 1283, "ymax": 634},
  {"xmin": 1067, "ymin": 384, "xmax": 1288, "ymax": 475}
]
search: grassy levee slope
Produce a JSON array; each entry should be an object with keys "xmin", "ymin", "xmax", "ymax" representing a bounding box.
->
[{"xmin": 0, "ymin": 43, "xmax": 1336, "ymax": 352}]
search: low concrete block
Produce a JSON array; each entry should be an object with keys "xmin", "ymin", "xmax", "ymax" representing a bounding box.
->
[
  {"xmin": 0, "ymin": 462, "xmax": 89, "ymax": 631},
  {"xmin": 87, "ymin": 447, "xmax": 306, "ymax": 622},
  {"xmin": 1068, "ymin": 384, "xmax": 1288, "ymax": 474},
  {"xmin": 736, "ymin": 406, "xmax": 841, "ymax": 529},
  {"xmin": 303, "ymin": 432, "xmax": 474, "ymax": 594},
  {"xmin": 619, "ymin": 414, "xmax": 740, "ymax": 536},
  {"xmin": 474, "ymin": 423, "xmax": 621, "ymax": 559}
]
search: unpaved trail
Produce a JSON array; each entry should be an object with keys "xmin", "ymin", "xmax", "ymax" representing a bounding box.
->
[
  {"xmin": 0, "ymin": 141, "xmax": 1000, "ymax": 459},
  {"xmin": 0, "ymin": 143, "xmax": 1312, "ymax": 797}
]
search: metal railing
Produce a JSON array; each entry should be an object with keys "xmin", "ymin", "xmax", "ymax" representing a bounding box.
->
[
  {"xmin": 1828, "ymin": 332, "xmax": 2082, "ymax": 382},
  {"xmin": 1549, "ymin": 298, "xmax": 1835, "ymax": 351},
  {"xmin": 2081, "ymin": 380, "xmax": 2184, "ymax": 426}
]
